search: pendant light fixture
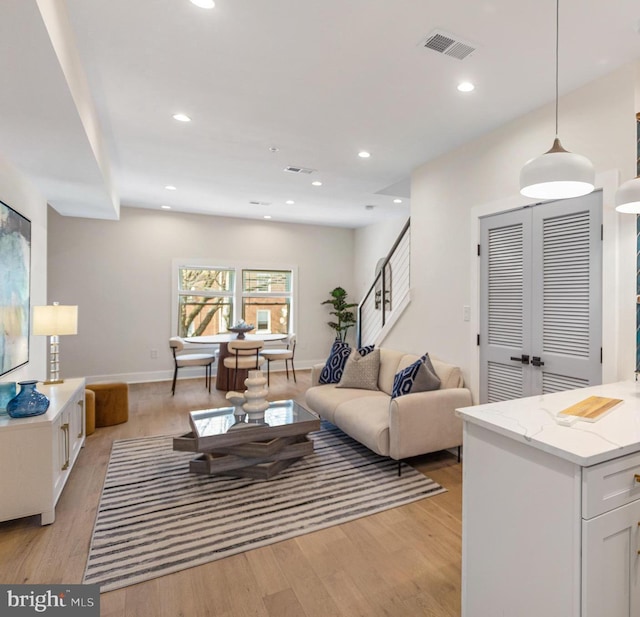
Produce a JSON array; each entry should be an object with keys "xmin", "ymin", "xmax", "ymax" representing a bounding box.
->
[
  {"xmin": 519, "ymin": 0, "xmax": 595, "ymax": 200},
  {"xmin": 614, "ymin": 177, "xmax": 640, "ymax": 213},
  {"xmin": 614, "ymin": 113, "xmax": 640, "ymax": 213}
]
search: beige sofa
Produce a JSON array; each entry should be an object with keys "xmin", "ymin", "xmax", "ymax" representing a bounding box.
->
[{"xmin": 305, "ymin": 348, "xmax": 472, "ymax": 462}]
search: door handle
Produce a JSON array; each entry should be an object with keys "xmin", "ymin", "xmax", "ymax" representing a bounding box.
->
[
  {"xmin": 531, "ymin": 356, "xmax": 545, "ymax": 367},
  {"xmin": 510, "ymin": 355, "xmax": 530, "ymax": 364}
]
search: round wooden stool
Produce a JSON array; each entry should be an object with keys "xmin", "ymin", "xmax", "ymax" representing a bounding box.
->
[{"xmin": 86, "ymin": 382, "xmax": 129, "ymax": 427}]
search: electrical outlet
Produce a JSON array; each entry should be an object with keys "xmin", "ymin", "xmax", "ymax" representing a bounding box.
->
[
  {"xmin": 463, "ymin": 306, "xmax": 470, "ymax": 322},
  {"xmin": 150, "ymin": 349, "xmax": 158, "ymax": 359}
]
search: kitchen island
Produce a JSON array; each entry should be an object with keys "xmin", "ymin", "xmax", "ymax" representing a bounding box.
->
[{"xmin": 457, "ymin": 380, "xmax": 640, "ymax": 617}]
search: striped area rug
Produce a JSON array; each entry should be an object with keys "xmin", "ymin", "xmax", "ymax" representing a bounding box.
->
[{"xmin": 83, "ymin": 422, "xmax": 445, "ymax": 592}]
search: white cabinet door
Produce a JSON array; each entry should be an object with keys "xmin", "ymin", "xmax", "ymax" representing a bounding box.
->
[
  {"xmin": 52, "ymin": 410, "xmax": 69, "ymax": 505},
  {"xmin": 582, "ymin": 500, "xmax": 640, "ymax": 617},
  {"xmin": 69, "ymin": 393, "xmax": 84, "ymax": 464}
]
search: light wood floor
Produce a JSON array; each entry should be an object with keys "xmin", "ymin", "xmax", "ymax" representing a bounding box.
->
[{"xmin": 0, "ymin": 371, "xmax": 462, "ymax": 617}]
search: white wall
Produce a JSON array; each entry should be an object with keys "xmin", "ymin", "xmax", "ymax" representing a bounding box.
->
[
  {"xmin": 380, "ymin": 62, "xmax": 638, "ymax": 399},
  {"xmin": 47, "ymin": 206, "xmax": 354, "ymax": 382},
  {"xmin": 0, "ymin": 155, "xmax": 48, "ymax": 386}
]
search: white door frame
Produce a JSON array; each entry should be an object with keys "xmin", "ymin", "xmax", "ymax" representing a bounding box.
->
[{"xmin": 468, "ymin": 169, "xmax": 635, "ymax": 403}]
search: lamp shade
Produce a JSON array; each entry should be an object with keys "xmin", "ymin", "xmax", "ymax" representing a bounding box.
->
[
  {"xmin": 32, "ymin": 305, "xmax": 78, "ymax": 336},
  {"xmin": 520, "ymin": 141, "xmax": 595, "ymax": 200},
  {"xmin": 614, "ymin": 177, "xmax": 640, "ymax": 213}
]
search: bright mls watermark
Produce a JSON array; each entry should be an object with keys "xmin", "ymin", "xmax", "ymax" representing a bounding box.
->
[{"xmin": 0, "ymin": 585, "xmax": 99, "ymax": 615}]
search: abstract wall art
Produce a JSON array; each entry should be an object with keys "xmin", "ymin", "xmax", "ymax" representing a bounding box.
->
[{"xmin": 0, "ymin": 200, "xmax": 31, "ymax": 376}]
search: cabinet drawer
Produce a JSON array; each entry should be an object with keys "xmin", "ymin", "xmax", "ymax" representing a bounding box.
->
[{"xmin": 583, "ymin": 450, "xmax": 640, "ymax": 519}]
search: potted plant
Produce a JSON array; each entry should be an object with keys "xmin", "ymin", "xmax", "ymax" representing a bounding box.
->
[{"xmin": 322, "ymin": 286, "xmax": 358, "ymax": 342}]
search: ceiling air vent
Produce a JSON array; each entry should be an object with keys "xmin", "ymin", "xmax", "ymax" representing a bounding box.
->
[
  {"xmin": 284, "ymin": 166, "xmax": 315, "ymax": 174},
  {"xmin": 420, "ymin": 29, "xmax": 476, "ymax": 60},
  {"xmin": 249, "ymin": 201, "xmax": 271, "ymax": 206}
]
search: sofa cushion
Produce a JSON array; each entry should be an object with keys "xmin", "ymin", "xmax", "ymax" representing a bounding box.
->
[
  {"xmin": 333, "ymin": 396, "xmax": 391, "ymax": 456},
  {"xmin": 319, "ymin": 340, "xmax": 352, "ymax": 384},
  {"xmin": 391, "ymin": 354, "xmax": 440, "ymax": 399},
  {"xmin": 394, "ymin": 352, "xmax": 464, "ymax": 390},
  {"xmin": 430, "ymin": 357, "xmax": 464, "ymax": 389},
  {"xmin": 377, "ymin": 348, "xmax": 407, "ymax": 395},
  {"xmin": 305, "ymin": 384, "xmax": 388, "ymax": 424},
  {"xmin": 337, "ymin": 348, "xmax": 380, "ymax": 391}
]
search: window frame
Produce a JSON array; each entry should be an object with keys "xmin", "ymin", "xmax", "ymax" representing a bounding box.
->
[
  {"xmin": 175, "ymin": 265, "xmax": 235, "ymax": 337},
  {"xmin": 172, "ymin": 259, "xmax": 296, "ymax": 340}
]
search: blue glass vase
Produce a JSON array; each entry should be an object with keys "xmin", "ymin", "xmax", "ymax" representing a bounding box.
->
[{"xmin": 7, "ymin": 380, "xmax": 50, "ymax": 418}]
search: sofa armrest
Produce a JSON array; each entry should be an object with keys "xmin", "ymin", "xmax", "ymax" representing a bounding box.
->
[
  {"xmin": 388, "ymin": 387, "xmax": 473, "ymax": 460},
  {"xmin": 310, "ymin": 363, "xmax": 325, "ymax": 387}
]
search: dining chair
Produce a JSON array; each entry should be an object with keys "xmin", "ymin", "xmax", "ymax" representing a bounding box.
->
[
  {"xmin": 260, "ymin": 333, "xmax": 297, "ymax": 386},
  {"xmin": 223, "ymin": 339, "xmax": 266, "ymax": 390},
  {"xmin": 169, "ymin": 337, "xmax": 217, "ymax": 395}
]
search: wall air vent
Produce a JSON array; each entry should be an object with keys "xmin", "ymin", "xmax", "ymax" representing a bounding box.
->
[
  {"xmin": 420, "ymin": 29, "xmax": 477, "ymax": 60},
  {"xmin": 284, "ymin": 166, "xmax": 315, "ymax": 174}
]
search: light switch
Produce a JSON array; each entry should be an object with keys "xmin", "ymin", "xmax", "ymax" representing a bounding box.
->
[{"xmin": 463, "ymin": 305, "xmax": 471, "ymax": 322}]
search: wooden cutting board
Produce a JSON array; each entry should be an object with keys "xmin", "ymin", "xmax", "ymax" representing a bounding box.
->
[{"xmin": 558, "ymin": 396, "xmax": 623, "ymax": 422}]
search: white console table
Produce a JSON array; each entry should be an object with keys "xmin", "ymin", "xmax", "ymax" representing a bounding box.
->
[
  {"xmin": 457, "ymin": 380, "xmax": 640, "ymax": 617},
  {"xmin": 0, "ymin": 378, "xmax": 86, "ymax": 525}
]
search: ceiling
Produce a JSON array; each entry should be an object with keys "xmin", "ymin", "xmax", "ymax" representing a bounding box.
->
[{"xmin": 1, "ymin": 1, "xmax": 639, "ymax": 228}]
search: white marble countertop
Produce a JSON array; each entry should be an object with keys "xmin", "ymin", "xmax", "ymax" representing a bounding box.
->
[{"xmin": 456, "ymin": 380, "xmax": 640, "ymax": 467}]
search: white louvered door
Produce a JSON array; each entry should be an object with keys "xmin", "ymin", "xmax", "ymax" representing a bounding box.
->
[
  {"xmin": 479, "ymin": 209, "xmax": 533, "ymax": 403},
  {"xmin": 479, "ymin": 191, "xmax": 602, "ymax": 404},
  {"xmin": 531, "ymin": 193, "xmax": 602, "ymax": 393}
]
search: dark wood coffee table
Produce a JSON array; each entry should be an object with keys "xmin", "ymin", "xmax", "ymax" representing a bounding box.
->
[{"xmin": 173, "ymin": 399, "xmax": 320, "ymax": 479}]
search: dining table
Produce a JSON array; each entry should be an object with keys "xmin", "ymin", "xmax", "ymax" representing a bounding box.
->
[{"xmin": 184, "ymin": 332, "xmax": 287, "ymax": 391}]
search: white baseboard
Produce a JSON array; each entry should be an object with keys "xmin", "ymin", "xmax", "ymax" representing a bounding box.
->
[{"xmin": 83, "ymin": 359, "xmax": 326, "ymax": 385}]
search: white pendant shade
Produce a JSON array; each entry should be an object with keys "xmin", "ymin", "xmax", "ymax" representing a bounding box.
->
[
  {"xmin": 519, "ymin": 0, "xmax": 595, "ymax": 201},
  {"xmin": 614, "ymin": 177, "xmax": 640, "ymax": 213},
  {"xmin": 520, "ymin": 139, "xmax": 595, "ymax": 200}
]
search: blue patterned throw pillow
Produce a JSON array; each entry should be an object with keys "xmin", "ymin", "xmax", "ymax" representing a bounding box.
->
[
  {"xmin": 319, "ymin": 341, "xmax": 352, "ymax": 384},
  {"xmin": 391, "ymin": 353, "xmax": 441, "ymax": 398},
  {"xmin": 357, "ymin": 345, "xmax": 375, "ymax": 356}
]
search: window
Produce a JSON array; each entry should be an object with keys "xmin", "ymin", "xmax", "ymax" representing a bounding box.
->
[
  {"xmin": 177, "ymin": 267, "xmax": 234, "ymax": 337},
  {"xmin": 242, "ymin": 270, "xmax": 292, "ymax": 335},
  {"xmin": 174, "ymin": 263, "xmax": 294, "ymax": 336},
  {"xmin": 256, "ymin": 309, "xmax": 271, "ymax": 332}
]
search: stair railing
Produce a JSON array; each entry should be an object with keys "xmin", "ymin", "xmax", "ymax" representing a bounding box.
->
[{"xmin": 357, "ymin": 218, "xmax": 410, "ymax": 348}]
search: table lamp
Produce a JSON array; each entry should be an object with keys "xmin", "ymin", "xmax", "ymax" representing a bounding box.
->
[{"xmin": 32, "ymin": 303, "xmax": 78, "ymax": 384}]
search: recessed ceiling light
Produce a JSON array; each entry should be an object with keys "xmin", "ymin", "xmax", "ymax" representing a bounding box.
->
[
  {"xmin": 365, "ymin": 205, "xmax": 375, "ymax": 210},
  {"xmin": 161, "ymin": 205, "xmax": 171, "ymax": 210},
  {"xmin": 269, "ymin": 146, "xmax": 280, "ymax": 153},
  {"xmin": 393, "ymin": 199, "xmax": 402, "ymax": 204},
  {"xmin": 312, "ymin": 181, "xmax": 322, "ymax": 186},
  {"xmin": 165, "ymin": 185, "xmax": 177, "ymax": 191},
  {"xmin": 457, "ymin": 81, "xmax": 475, "ymax": 92},
  {"xmin": 358, "ymin": 151, "xmax": 371, "ymax": 158},
  {"xmin": 190, "ymin": 0, "xmax": 215, "ymax": 8},
  {"xmin": 264, "ymin": 215, "xmax": 272, "ymax": 219},
  {"xmin": 172, "ymin": 113, "xmax": 191, "ymax": 122},
  {"xmin": 285, "ymin": 200, "xmax": 295, "ymax": 205}
]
